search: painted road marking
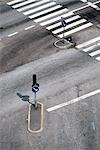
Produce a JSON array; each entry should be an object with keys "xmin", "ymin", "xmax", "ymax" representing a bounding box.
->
[
  {"xmin": 83, "ymin": 45, "xmax": 98, "ymax": 52},
  {"xmin": 34, "ymin": 8, "xmax": 68, "ymax": 23},
  {"xmin": 7, "ymin": 0, "xmax": 24, "ymax": 5},
  {"xmin": 29, "ymin": 5, "xmax": 62, "ymax": 19},
  {"xmin": 12, "ymin": 0, "xmax": 42, "ymax": 9},
  {"xmin": 47, "ymin": 89, "xmax": 100, "ymax": 112},
  {"xmin": 87, "ymin": 2, "xmax": 100, "ymax": 10},
  {"xmin": 96, "ymin": 56, "xmax": 100, "ymax": 60},
  {"xmin": 72, "ymin": 0, "xmax": 100, "ymax": 13},
  {"xmin": 76, "ymin": 36, "xmax": 100, "ymax": 49},
  {"xmin": 53, "ymin": 19, "xmax": 86, "ymax": 34},
  {"xmin": 72, "ymin": 4, "xmax": 89, "ymax": 13},
  {"xmin": 89, "ymin": 49, "xmax": 100, "ymax": 56},
  {"xmin": 24, "ymin": 25, "xmax": 35, "ymax": 30},
  {"xmin": 58, "ymin": 22, "xmax": 93, "ymax": 38},
  {"xmin": 46, "ymin": 15, "xmax": 80, "ymax": 30},
  {"xmin": 40, "ymin": 12, "xmax": 74, "ymax": 26},
  {"xmin": 23, "ymin": 2, "xmax": 56, "ymax": 15},
  {"xmin": 17, "ymin": 0, "xmax": 52, "ymax": 12},
  {"xmin": 94, "ymin": 0, "xmax": 100, "ymax": 4},
  {"xmin": 80, "ymin": 0, "xmax": 87, "ymax": 2},
  {"xmin": 8, "ymin": 32, "xmax": 18, "ymax": 37}
]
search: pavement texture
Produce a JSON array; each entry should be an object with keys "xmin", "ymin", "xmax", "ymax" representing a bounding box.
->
[{"xmin": 0, "ymin": 0, "xmax": 100, "ymax": 150}]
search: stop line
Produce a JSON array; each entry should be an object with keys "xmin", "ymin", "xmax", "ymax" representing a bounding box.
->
[{"xmin": 7, "ymin": 0, "xmax": 93, "ymax": 38}]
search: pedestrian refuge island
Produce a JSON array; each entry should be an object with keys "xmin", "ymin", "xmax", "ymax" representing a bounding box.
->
[{"xmin": 27, "ymin": 102, "xmax": 43, "ymax": 133}]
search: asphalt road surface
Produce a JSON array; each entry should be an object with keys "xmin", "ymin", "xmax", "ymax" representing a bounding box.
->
[{"xmin": 0, "ymin": 0, "xmax": 100, "ymax": 150}]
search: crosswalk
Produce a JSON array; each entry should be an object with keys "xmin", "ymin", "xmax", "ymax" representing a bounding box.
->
[
  {"xmin": 76, "ymin": 36, "xmax": 100, "ymax": 61},
  {"xmin": 7, "ymin": 0, "xmax": 93, "ymax": 38}
]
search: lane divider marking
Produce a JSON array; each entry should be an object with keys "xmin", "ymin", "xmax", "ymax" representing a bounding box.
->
[
  {"xmin": 47, "ymin": 89, "xmax": 100, "ymax": 112},
  {"xmin": 8, "ymin": 32, "xmax": 18, "ymax": 37},
  {"xmin": 24, "ymin": 25, "xmax": 35, "ymax": 30}
]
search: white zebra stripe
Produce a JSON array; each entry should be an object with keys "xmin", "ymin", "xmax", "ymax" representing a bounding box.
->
[
  {"xmin": 40, "ymin": 12, "xmax": 74, "ymax": 26},
  {"xmin": 46, "ymin": 15, "xmax": 80, "ymax": 30},
  {"xmin": 58, "ymin": 22, "xmax": 93, "ymax": 38},
  {"xmin": 12, "ymin": 0, "xmax": 40, "ymax": 8},
  {"xmin": 76, "ymin": 36, "xmax": 100, "ymax": 49},
  {"xmin": 96, "ymin": 56, "xmax": 100, "ymax": 60},
  {"xmin": 7, "ymin": 0, "xmax": 24, "ymax": 5},
  {"xmin": 29, "ymin": 5, "xmax": 62, "ymax": 19},
  {"xmin": 34, "ymin": 8, "xmax": 68, "ymax": 22},
  {"xmin": 89, "ymin": 49, "xmax": 100, "ymax": 56},
  {"xmin": 53, "ymin": 19, "xmax": 86, "ymax": 34},
  {"xmin": 82, "ymin": 44, "xmax": 99, "ymax": 52},
  {"xmin": 17, "ymin": 0, "xmax": 52, "ymax": 12},
  {"xmin": 23, "ymin": 2, "xmax": 56, "ymax": 15}
]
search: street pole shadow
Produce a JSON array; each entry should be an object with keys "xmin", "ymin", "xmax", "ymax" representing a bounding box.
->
[{"xmin": 16, "ymin": 92, "xmax": 30, "ymax": 102}]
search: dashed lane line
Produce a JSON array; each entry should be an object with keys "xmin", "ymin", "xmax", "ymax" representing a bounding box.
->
[
  {"xmin": 24, "ymin": 25, "xmax": 35, "ymax": 30},
  {"xmin": 8, "ymin": 32, "xmax": 18, "ymax": 37}
]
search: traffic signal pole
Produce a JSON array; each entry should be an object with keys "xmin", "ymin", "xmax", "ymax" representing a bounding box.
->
[
  {"xmin": 63, "ymin": 27, "xmax": 65, "ymax": 44},
  {"xmin": 32, "ymin": 74, "xmax": 39, "ymax": 109},
  {"xmin": 34, "ymin": 92, "xmax": 37, "ymax": 109}
]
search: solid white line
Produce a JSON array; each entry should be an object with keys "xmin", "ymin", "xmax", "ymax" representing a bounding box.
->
[
  {"xmin": 83, "ymin": 43, "xmax": 100, "ymax": 52},
  {"xmin": 96, "ymin": 56, "xmax": 100, "ymax": 60},
  {"xmin": 72, "ymin": 4, "xmax": 89, "ymax": 13},
  {"xmin": 89, "ymin": 49, "xmax": 100, "ymax": 56},
  {"xmin": 12, "ymin": 0, "xmax": 38, "ymax": 8},
  {"xmin": 80, "ymin": 0, "xmax": 87, "ymax": 2},
  {"xmin": 46, "ymin": 15, "xmax": 80, "ymax": 30},
  {"xmin": 40, "ymin": 12, "xmax": 74, "ymax": 26},
  {"xmin": 29, "ymin": 5, "xmax": 62, "ymax": 19},
  {"xmin": 58, "ymin": 22, "xmax": 93, "ymax": 38},
  {"xmin": 7, "ymin": 0, "xmax": 24, "ymax": 5},
  {"xmin": 34, "ymin": 8, "xmax": 68, "ymax": 22},
  {"xmin": 23, "ymin": 2, "xmax": 56, "ymax": 15},
  {"xmin": 8, "ymin": 32, "xmax": 18, "ymax": 37},
  {"xmin": 71, "ymin": 0, "xmax": 100, "ymax": 13},
  {"xmin": 76, "ymin": 36, "xmax": 100, "ymax": 49},
  {"xmin": 17, "ymin": 0, "xmax": 51, "ymax": 12},
  {"xmin": 94, "ymin": 0, "xmax": 100, "ymax": 4},
  {"xmin": 47, "ymin": 89, "xmax": 100, "ymax": 112},
  {"xmin": 53, "ymin": 19, "xmax": 86, "ymax": 34},
  {"xmin": 24, "ymin": 25, "xmax": 35, "ymax": 30},
  {"xmin": 87, "ymin": 2, "xmax": 100, "ymax": 10}
]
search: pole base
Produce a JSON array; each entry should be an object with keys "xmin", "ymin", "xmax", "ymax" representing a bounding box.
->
[{"xmin": 54, "ymin": 39, "xmax": 74, "ymax": 49}]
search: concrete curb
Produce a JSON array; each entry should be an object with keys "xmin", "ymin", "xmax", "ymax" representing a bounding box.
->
[
  {"xmin": 27, "ymin": 102, "xmax": 43, "ymax": 133},
  {"xmin": 54, "ymin": 39, "xmax": 75, "ymax": 49}
]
